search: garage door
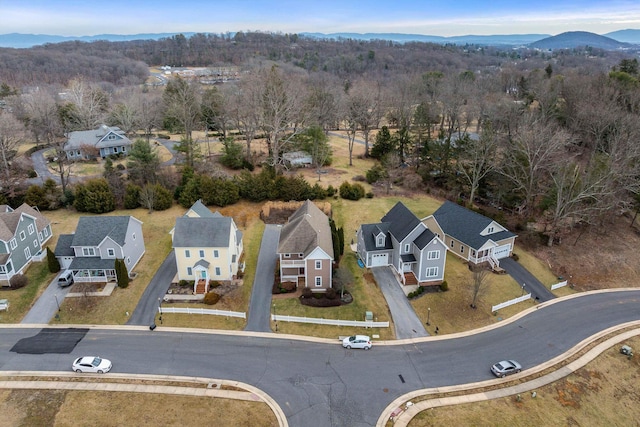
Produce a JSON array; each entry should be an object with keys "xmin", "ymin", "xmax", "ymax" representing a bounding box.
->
[
  {"xmin": 493, "ymin": 244, "xmax": 511, "ymax": 259},
  {"xmin": 370, "ymin": 253, "xmax": 388, "ymax": 267}
]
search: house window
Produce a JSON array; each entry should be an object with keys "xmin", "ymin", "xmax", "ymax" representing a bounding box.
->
[
  {"xmin": 315, "ymin": 260, "xmax": 322, "ymax": 269},
  {"xmin": 315, "ymin": 276, "xmax": 322, "ymax": 287},
  {"xmin": 404, "ymin": 243, "xmax": 410, "ymax": 252},
  {"xmin": 426, "ymin": 267, "xmax": 438, "ymax": 277},
  {"xmin": 284, "ymin": 253, "xmax": 290, "ymax": 258},
  {"xmin": 199, "ymin": 250, "xmax": 205, "ymax": 258},
  {"xmin": 232, "ymin": 255, "xmax": 236, "ymax": 263},
  {"xmin": 427, "ymin": 250, "xmax": 440, "ymax": 260},
  {"xmin": 108, "ymin": 134, "xmax": 116, "ymax": 140},
  {"xmin": 471, "ymin": 249, "xmax": 476, "ymax": 257},
  {"xmin": 460, "ymin": 245, "xmax": 464, "ymax": 254},
  {"xmin": 28, "ymin": 224, "xmax": 35, "ymax": 234},
  {"xmin": 82, "ymin": 247, "xmax": 96, "ymax": 256},
  {"xmin": 488, "ymin": 226, "xmax": 494, "ymax": 233},
  {"xmin": 10, "ymin": 238, "xmax": 16, "ymax": 250},
  {"xmin": 299, "ymin": 253, "xmax": 304, "ymax": 257},
  {"xmin": 132, "ymin": 233, "xmax": 136, "ymax": 240},
  {"xmin": 187, "ymin": 267, "xmax": 193, "ymax": 275},
  {"xmin": 215, "ymin": 267, "xmax": 221, "ymax": 276},
  {"xmin": 450, "ymin": 240, "xmax": 454, "ymax": 248},
  {"xmin": 126, "ymin": 257, "xmax": 131, "ymax": 264},
  {"xmin": 185, "ymin": 250, "xmax": 191, "ymax": 258},
  {"xmin": 24, "ymin": 247, "xmax": 31, "ymax": 259},
  {"xmin": 19, "ymin": 230, "xmax": 26, "ymax": 241},
  {"xmin": 377, "ymin": 236, "xmax": 384, "ymax": 247},
  {"xmin": 107, "ymin": 248, "xmax": 115, "ymax": 257},
  {"xmin": 39, "ymin": 232, "xmax": 43, "ymax": 241},
  {"xmin": 214, "ymin": 250, "xmax": 219, "ymax": 258},
  {"xmin": 33, "ymin": 240, "xmax": 38, "ymax": 248}
]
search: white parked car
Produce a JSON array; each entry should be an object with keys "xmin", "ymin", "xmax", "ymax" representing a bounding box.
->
[
  {"xmin": 342, "ymin": 335, "xmax": 372, "ymax": 350},
  {"xmin": 72, "ymin": 356, "xmax": 112, "ymax": 373}
]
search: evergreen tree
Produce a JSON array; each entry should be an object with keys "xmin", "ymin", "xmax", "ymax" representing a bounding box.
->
[
  {"xmin": 46, "ymin": 247, "xmax": 60, "ymax": 273},
  {"xmin": 115, "ymin": 258, "xmax": 129, "ymax": 288}
]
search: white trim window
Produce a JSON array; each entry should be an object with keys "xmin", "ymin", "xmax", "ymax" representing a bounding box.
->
[
  {"xmin": 460, "ymin": 245, "xmax": 464, "ymax": 254},
  {"xmin": 185, "ymin": 250, "xmax": 191, "ymax": 258},
  {"xmin": 187, "ymin": 267, "xmax": 193, "ymax": 275},
  {"xmin": 427, "ymin": 250, "xmax": 440, "ymax": 260},
  {"xmin": 33, "ymin": 240, "xmax": 38, "ymax": 248},
  {"xmin": 426, "ymin": 267, "xmax": 439, "ymax": 277},
  {"xmin": 82, "ymin": 247, "xmax": 96, "ymax": 256},
  {"xmin": 376, "ymin": 235, "xmax": 385, "ymax": 247},
  {"xmin": 315, "ymin": 260, "xmax": 322, "ymax": 269},
  {"xmin": 404, "ymin": 243, "xmax": 410, "ymax": 252},
  {"xmin": 214, "ymin": 250, "xmax": 219, "ymax": 258},
  {"xmin": 215, "ymin": 267, "xmax": 221, "ymax": 276},
  {"xmin": 132, "ymin": 233, "xmax": 136, "ymax": 240},
  {"xmin": 126, "ymin": 256, "xmax": 131, "ymax": 264},
  {"xmin": 28, "ymin": 224, "xmax": 35, "ymax": 234},
  {"xmin": 107, "ymin": 248, "xmax": 115, "ymax": 257},
  {"xmin": 19, "ymin": 230, "xmax": 26, "ymax": 241},
  {"xmin": 199, "ymin": 250, "xmax": 205, "ymax": 258},
  {"xmin": 39, "ymin": 232, "xmax": 43, "ymax": 242},
  {"xmin": 315, "ymin": 276, "xmax": 322, "ymax": 287},
  {"xmin": 10, "ymin": 238, "xmax": 17, "ymax": 250},
  {"xmin": 24, "ymin": 247, "xmax": 31, "ymax": 259},
  {"xmin": 284, "ymin": 253, "xmax": 290, "ymax": 258}
]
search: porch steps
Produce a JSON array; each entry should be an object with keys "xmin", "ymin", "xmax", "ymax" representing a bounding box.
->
[
  {"xmin": 195, "ymin": 279, "xmax": 207, "ymax": 294},
  {"xmin": 403, "ymin": 272, "xmax": 418, "ymax": 286}
]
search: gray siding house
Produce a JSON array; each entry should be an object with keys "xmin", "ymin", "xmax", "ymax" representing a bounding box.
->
[
  {"xmin": 357, "ymin": 202, "xmax": 447, "ymax": 286},
  {"xmin": 55, "ymin": 216, "xmax": 145, "ymax": 283},
  {"xmin": 0, "ymin": 204, "xmax": 53, "ymax": 286},
  {"xmin": 64, "ymin": 124, "xmax": 133, "ymax": 160}
]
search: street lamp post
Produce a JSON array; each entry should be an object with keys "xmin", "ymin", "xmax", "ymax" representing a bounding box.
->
[
  {"xmin": 54, "ymin": 294, "xmax": 60, "ymax": 311},
  {"xmin": 273, "ymin": 303, "xmax": 278, "ymax": 332},
  {"xmin": 427, "ymin": 307, "xmax": 431, "ymax": 326},
  {"xmin": 158, "ymin": 298, "xmax": 163, "ymax": 324},
  {"xmin": 521, "ymin": 283, "xmax": 526, "ymax": 296}
]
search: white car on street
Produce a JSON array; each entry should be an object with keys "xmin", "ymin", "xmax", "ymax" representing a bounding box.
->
[
  {"xmin": 72, "ymin": 356, "xmax": 112, "ymax": 373},
  {"xmin": 342, "ymin": 335, "xmax": 372, "ymax": 350}
]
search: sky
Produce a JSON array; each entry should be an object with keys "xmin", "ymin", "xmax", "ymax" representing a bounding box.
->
[{"xmin": 1, "ymin": 0, "xmax": 640, "ymax": 37}]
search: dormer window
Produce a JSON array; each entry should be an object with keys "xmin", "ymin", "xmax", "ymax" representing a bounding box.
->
[
  {"xmin": 376, "ymin": 234, "xmax": 385, "ymax": 247},
  {"xmin": 487, "ymin": 226, "xmax": 494, "ymax": 233}
]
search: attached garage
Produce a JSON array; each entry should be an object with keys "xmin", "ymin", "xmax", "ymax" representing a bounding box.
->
[
  {"xmin": 369, "ymin": 253, "xmax": 389, "ymax": 267},
  {"xmin": 492, "ymin": 244, "xmax": 511, "ymax": 259}
]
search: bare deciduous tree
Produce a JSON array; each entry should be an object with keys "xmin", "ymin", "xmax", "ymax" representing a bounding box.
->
[
  {"xmin": 470, "ymin": 268, "xmax": 490, "ymax": 309},
  {"xmin": 0, "ymin": 111, "xmax": 27, "ymax": 181}
]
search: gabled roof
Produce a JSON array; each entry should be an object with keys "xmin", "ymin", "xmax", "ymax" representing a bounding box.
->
[
  {"xmin": 278, "ymin": 200, "xmax": 334, "ymax": 259},
  {"xmin": 65, "ymin": 124, "xmax": 131, "ymax": 150},
  {"xmin": 0, "ymin": 203, "xmax": 51, "ymax": 241},
  {"xmin": 381, "ymin": 201, "xmax": 421, "ymax": 242},
  {"xmin": 54, "ymin": 234, "xmax": 75, "ymax": 257},
  {"xmin": 359, "ymin": 223, "xmax": 393, "ymax": 251},
  {"xmin": 414, "ymin": 228, "xmax": 437, "ymax": 249},
  {"xmin": 172, "ymin": 217, "xmax": 233, "ymax": 248},
  {"xmin": 70, "ymin": 216, "xmax": 133, "ymax": 247},
  {"xmin": 431, "ymin": 201, "xmax": 516, "ymax": 249},
  {"xmin": 186, "ymin": 199, "xmax": 218, "ymax": 218}
]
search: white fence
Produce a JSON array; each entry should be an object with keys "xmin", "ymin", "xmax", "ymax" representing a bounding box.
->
[
  {"xmin": 159, "ymin": 307, "xmax": 246, "ymax": 319},
  {"xmin": 551, "ymin": 280, "xmax": 568, "ymax": 290},
  {"xmin": 273, "ymin": 314, "xmax": 389, "ymax": 328},
  {"xmin": 491, "ymin": 293, "xmax": 531, "ymax": 313}
]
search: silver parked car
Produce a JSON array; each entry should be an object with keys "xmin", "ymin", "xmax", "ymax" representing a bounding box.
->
[
  {"xmin": 491, "ymin": 359, "xmax": 522, "ymax": 377},
  {"xmin": 72, "ymin": 356, "xmax": 112, "ymax": 373},
  {"xmin": 342, "ymin": 335, "xmax": 372, "ymax": 350}
]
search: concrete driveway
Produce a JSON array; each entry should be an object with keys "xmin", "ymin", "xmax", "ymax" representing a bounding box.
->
[
  {"xmin": 21, "ymin": 273, "xmax": 71, "ymax": 324},
  {"xmin": 370, "ymin": 267, "xmax": 428, "ymax": 339},
  {"xmin": 245, "ymin": 224, "xmax": 281, "ymax": 332}
]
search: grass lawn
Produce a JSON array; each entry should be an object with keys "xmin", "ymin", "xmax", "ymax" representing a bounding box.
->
[
  {"xmin": 409, "ymin": 336, "xmax": 640, "ymax": 426},
  {"xmin": 0, "ymin": 261, "xmax": 56, "ymax": 323}
]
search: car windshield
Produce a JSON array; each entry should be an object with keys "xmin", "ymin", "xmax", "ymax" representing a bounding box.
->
[
  {"xmin": 495, "ymin": 363, "xmax": 505, "ymax": 370},
  {"xmin": 91, "ymin": 357, "xmax": 102, "ymax": 367}
]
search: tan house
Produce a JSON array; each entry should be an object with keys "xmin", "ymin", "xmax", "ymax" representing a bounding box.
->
[
  {"xmin": 171, "ymin": 200, "xmax": 243, "ymax": 294},
  {"xmin": 422, "ymin": 201, "xmax": 517, "ymax": 269},
  {"xmin": 277, "ymin": 200, "xmax": 334, "ymax": 292}
]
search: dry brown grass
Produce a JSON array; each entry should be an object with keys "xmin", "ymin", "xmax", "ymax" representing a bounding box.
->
[
  {"xmin": 0, "ymin": 389, "xmax": 276, "ymax": 427},
  {"xmin": 409, "ymin": 337, "xmax": 640, "ymax": 426}
]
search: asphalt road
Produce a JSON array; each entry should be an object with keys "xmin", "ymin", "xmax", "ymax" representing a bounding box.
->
[
  {"xmin": 245, "ymin": 224, "xmax": 281, "ymax": 332},
  {"xmin": 1, "ymin": 290, "xmax": 639, "ymax": 427},
  {"xmin": 127, "ymin": 251, "xmax": 176, "ymax": 326},
  {"xmin": 371, "ymin": 267, "xmax": 428, "ymax": 339}
]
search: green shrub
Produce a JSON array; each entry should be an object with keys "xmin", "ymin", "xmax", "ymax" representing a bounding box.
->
[
  {"xmin": 9, "ymin": 274, "xmax": 28, "ymax": 289},
  {"xmin": 208, "ymin": 280, "xmax": 221, "ymax": 288},
  {"xmin": 366, "ymin": 192, "xmax": 374, "ymax": 198},
  {"xmin": 301, "ymin": 288, "xmax": 313, "ymax": 299},
  {"xmin": 326, "ymin": 185, "xmax": 336, "ymax": 197},
  {"xmin": 339, "ymin": 181, "xmax": 365, "ymax": 200},
  {"xmin": 325, "ymin": 288, "xmax": 337, "ymax": 299},
  {"xmin": 440, "ymin": 281, "xmax": 449, "ymax": 292},
  {"xmin": 203, "ymin": 291, "xmax": 221, "ymax": 305}
]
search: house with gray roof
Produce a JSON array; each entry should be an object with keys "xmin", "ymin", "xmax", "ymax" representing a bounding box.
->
[
  {"xmin": 357, "ymin": 201, "xmax": 446, "ymax": 286},
  {"xmin": 422, "ymin": 200, "xmax": 517, "ymax": 269},
  {"xmin": 277, "ymin": 200, "xmax": 334, "ymax": 292},
  {"xmin": 171, "ymin": 201, "xmax": 243, "ymax": 294},
  {"xmin": 64, "ymin": 124, "xmax": 133, "ymax": 160},
  {"xmin": 54, "ymin": 216, "xmax": 145, "ymax": 283},
  {"xmin": 0, "ymin": 204, "xmax": 53, "ymax": 286}
]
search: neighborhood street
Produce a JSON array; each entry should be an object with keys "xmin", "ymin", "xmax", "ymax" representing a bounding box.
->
[{"xmin": 1, "ymin": 290, "xmax": 639, "ymax": 427}]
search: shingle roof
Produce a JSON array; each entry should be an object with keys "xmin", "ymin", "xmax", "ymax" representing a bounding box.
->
[
  {"xmin": 71, "ymin": 216, "xmax": 132, "ymax": 247},
  {"xmin": 187, "ymin": 200, "xmax": 217, "ymax": 218},
  {"xmin": 278, "ymin": 200, "xmax": 334, "ymax": 258},
  {"xmin": 432, "ymin": 201, "xmax": 516, "ymax": 249},
  {"xmin": 414, "ymin": 228, "xmax": 436, "ymax": 249},
  {"xmin": 65, "ymin": 124, "xmax": 130, "ymax": 150},
  {"xmin": 69, "ymin": 257, "xmax": 117, "ymax": 270},
  {"xmin": 54, "ymin": 234, "xmax": 75, "ymax": 257},
  {"xmin": 0, "ymin": 203, "xmax": 50, "ymax": 241},
  {"xmin": 172, "ymin": 217, "xmax": 232, "ymax": 248},
  {"xmin": 359, "ymin": 223, "xmax": 393, "ymax": 251},
  {"xmin": 381, "ymin": 202, "xmax": 421, "ymax": 242}
]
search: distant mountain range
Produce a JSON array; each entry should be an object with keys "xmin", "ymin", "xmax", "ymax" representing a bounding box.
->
[{"xmin": 1, "ymin": 29, "xmax": 639, "ymax": 49}]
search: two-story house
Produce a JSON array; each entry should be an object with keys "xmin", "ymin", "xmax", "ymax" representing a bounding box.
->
[
  {"xmin": 357, "ymin": 202, "xmax": 447, "ymax": 286},
  {"xmin": 277, "ymin": 200, "xmax": 334, "ymax": 292},
  {"xmin": 64, "ymin": 124, "xmax": 133, "ymax": 160},
  {"xmin": 54, "ymin": 216, "xmax": 145, "ymax": 283},
  {"xmin": 171, "ymin": 200, "xmax": 244, "ymax": 294},
  {"xmin": 422, "ymin": 200, "xmax": 517, "ymax": 269},
  {"xmin": 0, "ymin": 204, "xmax": 53, "ymax": 286}
]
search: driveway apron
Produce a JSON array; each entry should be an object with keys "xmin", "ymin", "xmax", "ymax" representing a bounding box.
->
[
  {"xmin": 499, "ymin": 257, "xmax": 556, "ymax": 302},
  {"xmin": 245, "ymin": 224, "xmax": 281, "ymax": 332},
  {"xmin": 371, "ymin": 267, "xmax": 428, "ymax": 339}
]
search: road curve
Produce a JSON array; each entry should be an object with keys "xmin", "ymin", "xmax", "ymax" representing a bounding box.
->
[{"xmin": 0, "ymin": 289, "xmax": 639, "ymax": 427}]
